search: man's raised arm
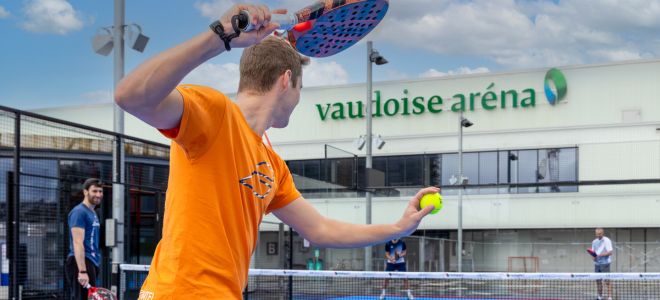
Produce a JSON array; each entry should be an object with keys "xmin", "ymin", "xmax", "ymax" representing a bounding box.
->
[{"xmin": 114, "ymin": 4, "xmax": 281, "ymax": 129}]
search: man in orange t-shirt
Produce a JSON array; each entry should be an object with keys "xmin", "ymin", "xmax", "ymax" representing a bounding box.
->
[{"xmin": 116, "ymin": 3, "xmax": 439, "ymax": 299}]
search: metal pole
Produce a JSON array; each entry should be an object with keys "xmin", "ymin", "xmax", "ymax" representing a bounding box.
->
[
  {"xmin": 278, "ymin": 223, "xmax": 285, "ymax": 269},
  {"xmin": 439, "ymin": 239, "xmax": 445, "ymax": 271},
  {"xmin": 419, "ymin": 236, "xmax": 425, "ymax": 272},
  {"xmin": 111, "ymin": 0, "xmax": 125, "ymax": 291},
  {"xmin": 457, "ymin": 111, "xmax": 463, "ymax": 272},
  {"xmin": 9, "ymin": 114, "xmax": 20, "ymax": 300},
  {"xmin": 364, "ymin": 41, "xmax": 373, "ymax": 271},
  {"xmin": 288, "ymin": 228, "xmax": 293, "ymax": 300}
]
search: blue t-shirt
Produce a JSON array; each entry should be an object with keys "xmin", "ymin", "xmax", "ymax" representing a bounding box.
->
[
  {"xmin": 68, "ymin": 203, "xmax": 101, "ymax": 266},
  {"xmin": 385, "ymin": 240, "xmax": 406, "ymax": 264}
]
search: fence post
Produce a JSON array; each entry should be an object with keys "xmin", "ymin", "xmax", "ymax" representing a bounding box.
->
[
  {"xmin": 419, "ymin": 236, "xmax": 425, "ymax": 272},
  {"xmin": 8, "ymin": 112, "xmax": 20, "ymax": 300},
  {"xmin": 278, "ymin": 223, "xmax": 285, "ymax": 269},
  {"xmin": 111, "ymin": 133, "xmax": 126, "ymax": 293},
  {"xmin": 439, "ymin": 239, "xmax": 445, "ymax": 271},
  {"xmin": 288, "ymin": 227, "xmax": 293, "ymax": 300}
]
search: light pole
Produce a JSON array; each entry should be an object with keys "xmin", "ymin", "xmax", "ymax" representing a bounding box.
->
[
  {"xmin": 457, "ymin": 110, "xmax": 473, "ymax": 272},
  {"xmin": 91, "ymin": 0, "xmax": 149, "ymax": 291},
  {"xmin": 365, "ymin": 41, "xmax": 388, "ymax": 271}
]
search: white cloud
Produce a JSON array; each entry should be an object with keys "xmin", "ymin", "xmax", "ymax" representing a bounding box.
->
[
  {"xmin": 20, "ymin": 0, "xmax": 83, "ymax": 34},
  {"xmin": 419, "ymin": 67, "xmax": 490, "ymax": 78},
  {"xmin": 0, "ymin": 6, "xmax": 10, "ymax": 19},
  {"xmin": 195, "ymin": 0, "xmax": 312, "ymax": 19},
  {"xmin": 182, "ymin": 59, "xmax": 348, "ymax": 92},
  {"xmin": 192, "ymin": 0, "xmax": 660, "ymax": 70},
  {"xmin": 302, "ymin": 60, "xmax": 349, "ymax": 87},
  {"xmin": 194, "ymin": 0, "xmax": 237, "ymax": 20},
  {"xmin": 373, "ymin": 0, "xmax": 660, "ymax": 69},
  {"xmin": 81, "ymin": 90, "xmax": 113, "ymax": 103},
  {"xmin": 183, "ymin": 62, "xmax": 241, "ymax": 93},
  {"xmin": 382, "ymin": 69, "xmax": 410, "ymax": 81}
]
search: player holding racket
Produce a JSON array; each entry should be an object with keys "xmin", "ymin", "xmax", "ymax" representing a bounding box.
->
[
  {"xmin": 116, "ymin": 3, "xmax": 438, "ymax": 299},
  {"xmin": 380, "ymin": 238, "xmax": 413, "ymax": 299},
  {"xmin": 592, "ymin": 228, "xmax": 614, "ymax": 300},
  {"xmin": 65, "ymin": 178, "xmax": 103, "ymax": 300}
]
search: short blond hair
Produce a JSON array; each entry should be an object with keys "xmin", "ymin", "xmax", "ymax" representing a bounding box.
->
[{"xmin": 238, "ymin": 36, "xmax": 309, "ymax": 94}]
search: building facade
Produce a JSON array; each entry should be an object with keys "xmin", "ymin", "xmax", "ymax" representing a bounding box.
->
[{"xmin": 35, "ymin": 59, "xmax": 660, "ymax": 273}]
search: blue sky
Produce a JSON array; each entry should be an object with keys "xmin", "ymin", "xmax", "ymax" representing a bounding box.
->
[{"xmin": 2, "ymin": 0, "xmax": 660, "ymax": 109}]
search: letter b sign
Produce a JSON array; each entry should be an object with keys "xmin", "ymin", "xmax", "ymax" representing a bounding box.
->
[{"xmin": 267, "ymin": 242, "xmax": 278, "ymax": 255}]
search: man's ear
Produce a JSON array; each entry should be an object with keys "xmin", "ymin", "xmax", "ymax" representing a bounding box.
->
[{"xmin": 281, "ymin": 70, "xmax": 293, "ymax": 90}]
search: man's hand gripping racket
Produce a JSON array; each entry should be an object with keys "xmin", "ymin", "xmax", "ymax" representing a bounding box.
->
[
  {"xmin": 236, "ymin": 0, "xmax": 390, "ymax": 57},
  {"xmin": 84, "ymin": 283, "xmax": 118, "ymax": 300}
]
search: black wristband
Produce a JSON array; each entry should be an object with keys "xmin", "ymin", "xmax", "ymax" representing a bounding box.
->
[
  {"xmin": 209, "ymin": 20, "xmax": 240, "ymax": 51},
  {"xmin": 79, "ymin": 270, "xmax": 87, "ymax": 274}
]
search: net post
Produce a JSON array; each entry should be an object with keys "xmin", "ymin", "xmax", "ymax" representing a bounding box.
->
[{"xmin": 119, "ymin": 265, "xmax": 125, "ymax": 300}]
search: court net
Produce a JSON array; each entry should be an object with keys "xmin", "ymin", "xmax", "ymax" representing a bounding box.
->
[{"xmin": 120, "ymin": 264, "xmax": 660, "ymax": 299}]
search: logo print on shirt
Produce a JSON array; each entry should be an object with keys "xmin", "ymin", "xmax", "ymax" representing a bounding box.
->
[
  {"xmin": 138, "ymin": 291, "xmax": 154, "ymax": 300},
  {"xmin": 239, "ymin": 161, "xmax": 274, "ymax": 199}
]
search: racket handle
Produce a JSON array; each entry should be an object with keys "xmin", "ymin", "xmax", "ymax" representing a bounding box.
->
[{"xmin": 237, "ymin": 10, "xmax": 298, "ymax": 32}]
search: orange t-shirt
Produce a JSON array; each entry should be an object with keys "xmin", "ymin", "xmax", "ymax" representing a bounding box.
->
[{"xmin": 138, "ymin": 85, "xmax": 300, "ymax": 299}]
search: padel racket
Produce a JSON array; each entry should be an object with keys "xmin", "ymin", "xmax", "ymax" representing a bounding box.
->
[
  {"xmin": 85, "ymin": 283, "xmax": 117, "ymax": 300},
  {"xmin": 587, "ymin": 248, "xmax": 597, "ymax": 258},
  {"xmin": 236, "ymin": 0, "xmax": 389, "ymax": 57},
  {"xmin": 394, "ymin": 252, "xmax": 400, "ymax": 261}
]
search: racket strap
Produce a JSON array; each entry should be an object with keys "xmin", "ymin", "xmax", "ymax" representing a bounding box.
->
[{"xmin": 209, "ymin": 19, "xmax": 241, "ymax": 51}]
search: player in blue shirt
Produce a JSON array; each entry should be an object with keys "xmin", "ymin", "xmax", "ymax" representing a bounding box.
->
[
  {"xmin": 380, "ymin": 238, "xmax": 413, "ymax": 300},
  {"xmin": 65, "ymin": 178, "xmax": 103, "ymax": 300}
]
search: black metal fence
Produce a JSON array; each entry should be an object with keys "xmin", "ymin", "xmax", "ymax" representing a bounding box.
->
[{"xmin": 0, "ymin": 105, "xmax": 170, "ymax": 299}]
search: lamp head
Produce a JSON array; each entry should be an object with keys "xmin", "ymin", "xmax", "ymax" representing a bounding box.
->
[
  {"xmin": 126, "ymin": 23, "xmax": 149, "ymax": 52},
  {"xmin": 91, "ymin": 28, "xmax": 113, "ymax": 56},
  {"xmin": 373, "ymin": 134, "xmax": 386, "ymax": 150},
  {"xmin": 460, "ymin": 117, "xmax": 473, "ymax": 128},
  {"xmin": 354, "ymin": 135, "xmax": 366, "ymax": 150},
  {"xmin": 370, "ymin": 50, "xmax": 388, "ymax": 65}
]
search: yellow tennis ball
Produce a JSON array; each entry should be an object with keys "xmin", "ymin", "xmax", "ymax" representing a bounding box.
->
[{"xmin": 420, "ymin": 193, "xmax": 442, "ymax": 214}]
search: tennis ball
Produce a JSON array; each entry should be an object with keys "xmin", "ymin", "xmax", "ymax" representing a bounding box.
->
[{"xmin": 420, "ymin": 193, "xmax": 442, "ymax": 215}]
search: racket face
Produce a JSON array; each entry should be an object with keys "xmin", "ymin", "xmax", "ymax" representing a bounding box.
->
[
  {"xmin": 291, "ymin": 0, "xmax": 389, "ymax": 57},
  {"xmin": 88, "ymin": 287, "xmax": 118, "ymax": 300}
]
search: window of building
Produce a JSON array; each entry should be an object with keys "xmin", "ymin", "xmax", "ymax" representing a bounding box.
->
[
  {"xmin": 479, "ymin": 151, "xmax": 498, "ymax": 194},
  {"xmin": 288, "ymin": 147, "xmax": 578, "ymax": 197},
  {"xmin": 387, "ymin": 155, "xmax": 424, "ymax": 187},
  {"xmin": 323, "ymin": 158, "xmax": 356, "ymax": 189}
]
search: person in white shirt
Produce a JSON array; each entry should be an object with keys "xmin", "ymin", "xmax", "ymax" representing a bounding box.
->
[{"xmin": 592, "ymin": 228, "xmax": 613, "ymax": 300}]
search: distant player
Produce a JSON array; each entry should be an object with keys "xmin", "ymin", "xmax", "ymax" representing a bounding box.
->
[
  {"xmin": 380, "ymin": 238, "xmax": 413, "ymax": 300},
  {"xmin": 65, "ymin": 178, "xmax": 103, "ymax": 300},
  {"xmin": 592, "ymin": 228, "xmax": 613, "ymax": 300}
]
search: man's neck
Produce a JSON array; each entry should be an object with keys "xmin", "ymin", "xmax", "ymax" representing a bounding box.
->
[
  {"xmin": 236, "ymin": 92, "xmax": 276, "ymax": 136},
  {"xmin": 82, "ymin": 199, "xmax": 95, "ymax": 210}
]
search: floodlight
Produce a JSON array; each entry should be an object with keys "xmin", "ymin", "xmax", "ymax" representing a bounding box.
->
[
  {"xmin": 92, "ymin": 27, "xmax": 113, "ymax": 56},
  {"xmin": 354, "ymin": 135, "xmax": 366, "ymax": 150},
  {"xmin": 372, "ymin": 134, "xmax": 386, "ymax": 150},
  {"xmin": 126, "ymin": 23, "xmax": 149, "ymax": 52}
]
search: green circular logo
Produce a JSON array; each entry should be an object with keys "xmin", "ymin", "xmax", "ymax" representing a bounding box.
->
[{"xmin": 544, "ymin": 68, "xmax": 567, "ymax": 105}]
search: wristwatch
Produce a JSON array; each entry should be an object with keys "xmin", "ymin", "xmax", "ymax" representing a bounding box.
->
[{"xmin": 79, "ymin": 270, "xmax": 87, "ymax": 274}]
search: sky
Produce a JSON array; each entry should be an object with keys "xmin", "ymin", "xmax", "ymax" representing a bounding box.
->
[{"xmin": 2, "ymin": 0, "xmax": 660, "ymax": 109}]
